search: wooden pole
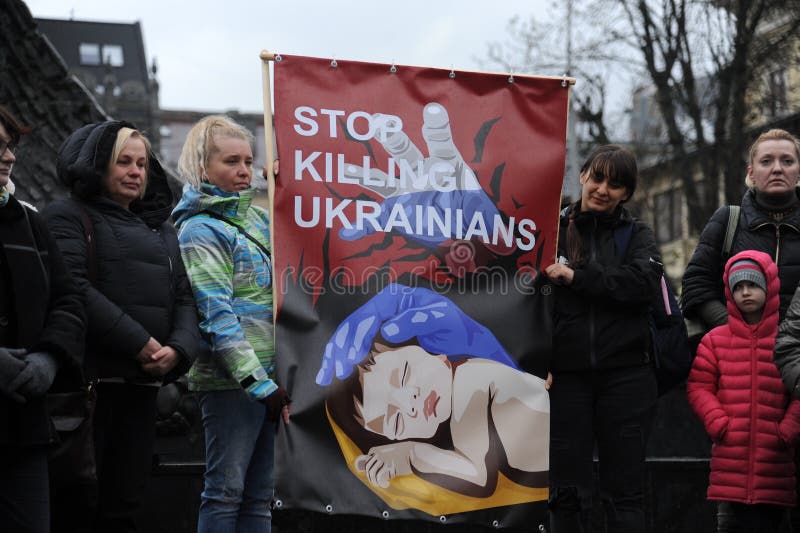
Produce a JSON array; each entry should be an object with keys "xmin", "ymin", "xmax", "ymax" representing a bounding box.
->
[{"xmin": 260, "ymin": 50, "xmax": 277, "ymax": 271}]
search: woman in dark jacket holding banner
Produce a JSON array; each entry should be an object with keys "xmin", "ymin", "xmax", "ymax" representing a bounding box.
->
[
  {"xmin": 43, "ymin": 121, "xmax": 198, "ymax": 532},
  {"xmin": 0, "ymin": 106, "xmax": 85, "ymax": 532},
  {"xmin": 543, "ymin": 145, "xmax": 661, "ymax": 532}
]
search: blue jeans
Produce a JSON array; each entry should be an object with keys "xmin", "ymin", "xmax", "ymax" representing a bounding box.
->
[
  {"xmin": 548, "ymin": 365, "xmax": 657, "ymax": 533},
  {"xmin": 198, "ymin": 389, "xmax": 275, "ymax": 533}
]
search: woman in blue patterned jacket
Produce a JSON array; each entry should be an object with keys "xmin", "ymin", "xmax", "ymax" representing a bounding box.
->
[{"xmin": 173, "ymin": 115, "xmax": 289, "ymax": 533}]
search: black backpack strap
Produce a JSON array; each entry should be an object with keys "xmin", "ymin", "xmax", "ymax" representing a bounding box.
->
[
  {"xmin": 70, "ymin": 199, "xmax": 97, "ymax": 285},
  {"xmin": 62, "ymin": 199, "xmax": 99, "ymax": 382},
  {"xmin": 613, "ymin": 221, "xmax": 635, "ymax": 258},
  {"xmin": 722, "ymin": 205, "xmax": 740, "ymax": 259},
  {"xmin": 201, "ymin": 211, "xmax": 271, "ymax": 261}
]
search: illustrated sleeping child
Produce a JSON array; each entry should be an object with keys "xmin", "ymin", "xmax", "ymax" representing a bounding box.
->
[{"xmin": 318, "ymin": 283, "xmax": 549, "ymax": 513}]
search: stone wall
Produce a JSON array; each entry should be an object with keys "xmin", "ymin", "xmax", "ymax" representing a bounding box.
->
[{"xmin": 0, "ymin": 0, "xmax": 108, "ymax": 206}]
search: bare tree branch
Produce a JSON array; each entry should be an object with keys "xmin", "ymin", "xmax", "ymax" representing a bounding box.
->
[{"xmin": 482, "ymin": 0, "xmax": 800, "ymax": 233}]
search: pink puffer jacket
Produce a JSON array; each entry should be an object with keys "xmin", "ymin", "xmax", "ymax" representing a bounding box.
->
[{"xmin": 688, "ymin": 249, "xmax": 800, "ymax": 506}]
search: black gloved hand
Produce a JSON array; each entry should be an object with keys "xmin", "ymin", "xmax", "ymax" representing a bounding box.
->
[
  {"xmin": 0, "ymin": 348, "xmax": 31, "ymax": 403},
  {"xmin": 261, "ymin": 386, "xmax": 291, "ymax": 422},
  {"xmin": 16, "ymin": 352, "xmax": 59, "ymax": 399}
]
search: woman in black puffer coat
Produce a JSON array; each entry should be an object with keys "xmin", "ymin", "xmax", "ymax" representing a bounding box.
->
[
  {"xmin": 544, "ymin": 145, "xmax": 661, "ymax": 533},
  {"xmin": 43, "ymin": 121, "xmax": 198, "ymax": 533}
]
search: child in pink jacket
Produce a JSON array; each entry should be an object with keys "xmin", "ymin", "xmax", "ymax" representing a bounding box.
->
[{"xmin": 688, "ymin": 250, "xmax": 800, "ymax": 532}]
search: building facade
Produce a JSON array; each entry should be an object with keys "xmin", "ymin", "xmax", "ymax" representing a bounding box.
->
[{"xmin": 35, "ymin": 17, "xmax": 161, "ymax": 151}]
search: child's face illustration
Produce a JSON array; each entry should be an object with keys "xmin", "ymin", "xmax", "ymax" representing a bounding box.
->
[
  {"xmin": 360, "ymin": 346, "xmax": 453, "ymax": 440},
  {"xmin": 732, "ymin": 280, "xmax": 766, "ymax": 317}
]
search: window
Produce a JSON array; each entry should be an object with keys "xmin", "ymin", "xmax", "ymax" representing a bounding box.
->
[
  {"xmin": 79, "ymin": 43, "xmax": 100, "ymax": 65},
  {"xmin": 654, "ymin": 192, "xmax": 671, "ymax": 244},
  {"xmin": 79, "ymin": 43, "xmax": 124, "ymax": 67},
  {"xmin": 653, "ymin": 189, "xmax": 682, "ymax": 244},
  {"xmin": 102, "ymin": 45, "xmax": 124, "ymax": 67},
  {"xmin": 766, "ymin": 69, "xmax": 787, "ymax": 118},
  {"xmin": 671, "ymin": 188, "xmax": 681, "ymax": 240}
]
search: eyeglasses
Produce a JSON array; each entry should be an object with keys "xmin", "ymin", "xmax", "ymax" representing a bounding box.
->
[{"xmin": 0, "ymin": 140, "xmax": 17, "ymax": 155}]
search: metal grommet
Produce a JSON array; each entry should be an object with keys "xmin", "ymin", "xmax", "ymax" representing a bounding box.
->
[
  {"xmin": 561, "ymin": 73, "xmax": 568, "ymax": 87},
  {"xmin": 330, "ymin": 59, "xmax": 338, "ymax": 68},
  {"xmin": 274, "ymin": 499, "xmax": 283, "ymax": 508},
  {"xmin": 492, "ymin": 519, "xmax": 500, "ymax": 528},
  {"xmin": 275, "ymin": 54, "xmax": 282, "ymax": 62},
  {"xmin": 381, "ymin": 510, "xmax": 390, "ymax": 519},
  {"xmin": 390, "ymin": 64, "xmax": 397, "ymax": 74},
  {"xmin": 539, "ymin": 525, "xmax": 546, "ymax": 532},
  {"xmin": 508, "ymin": 73, "xmax": 515, "ymax": 83},
  {"xmin": 439, "ymin": 515, "xmax": 447, "ymax": 524},
  {"xmin": 449, "ymin": 69, "xmax": 456, "ymax": 79},
  {"xmin": 325, "ymin": 504, "xmax": 333, "ymax": 513}
]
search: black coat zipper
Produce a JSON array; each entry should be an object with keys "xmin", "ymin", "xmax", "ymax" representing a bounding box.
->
[{"xmin": 589, "ymin": 218, "xmax": 598, "ymax": 369}]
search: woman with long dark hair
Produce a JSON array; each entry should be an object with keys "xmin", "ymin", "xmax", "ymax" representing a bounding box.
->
[{"xmin": 544, "ymin": 145, "xmax": 661, "ymax": 532}]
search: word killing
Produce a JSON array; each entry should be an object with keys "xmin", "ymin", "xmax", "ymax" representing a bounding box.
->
[{"xmin": 295, "ymin": 150, "xmax": 473, "ymax": 192}]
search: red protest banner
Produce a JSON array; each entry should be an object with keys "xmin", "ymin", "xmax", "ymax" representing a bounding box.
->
[{"xmin": 272, "ymin": 54, "xmax": 568, "ymax": 527}]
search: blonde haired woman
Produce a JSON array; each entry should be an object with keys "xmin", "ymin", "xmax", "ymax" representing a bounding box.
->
[
  {"xmin": 172, "ymin": 115, "xmax": 289, "ymax": 532},
  {"xmin": 683, "ymin": 129, "xmax": 800, "ymax": 326},
  {"xmin": 44, "ymin": 121, "xmax": 198, "ymax": 532}
]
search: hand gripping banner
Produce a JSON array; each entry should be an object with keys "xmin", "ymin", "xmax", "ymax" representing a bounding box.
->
[{"xmin": 269, "ymin": 54, "xmax": 570, "ymax": 528}]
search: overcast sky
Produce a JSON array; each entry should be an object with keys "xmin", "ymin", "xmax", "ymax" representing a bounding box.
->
[{"xmin": 25, "ymin": 0, "xmax": 555, "ymax": 113}]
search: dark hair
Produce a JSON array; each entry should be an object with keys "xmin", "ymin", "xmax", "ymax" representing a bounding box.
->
[
  {"xmin": 578, "ymin": 144, "xmax": 638, "ymax": 198},
  {"xmin": 567, "ymin": 145, "xmax": 638, "ymax": 265},
  {"xmin": 0, "ymin": 105, "xmax": 30, "ymax": 144}
]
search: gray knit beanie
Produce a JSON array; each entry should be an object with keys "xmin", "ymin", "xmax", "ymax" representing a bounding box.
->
[{"xmin": 728, "ymin": 258, "xmax": 767, "ymax": 292}]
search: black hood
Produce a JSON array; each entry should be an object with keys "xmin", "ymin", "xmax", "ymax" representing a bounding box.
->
[{"xmin": 57, "ymin": 120, "xmax": 174, "ymax": 226}]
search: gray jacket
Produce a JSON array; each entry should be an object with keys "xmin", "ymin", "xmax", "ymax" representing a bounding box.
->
[{"xmin": 774, "ymin": 285, "xmax": 800, "ymax": 397}]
